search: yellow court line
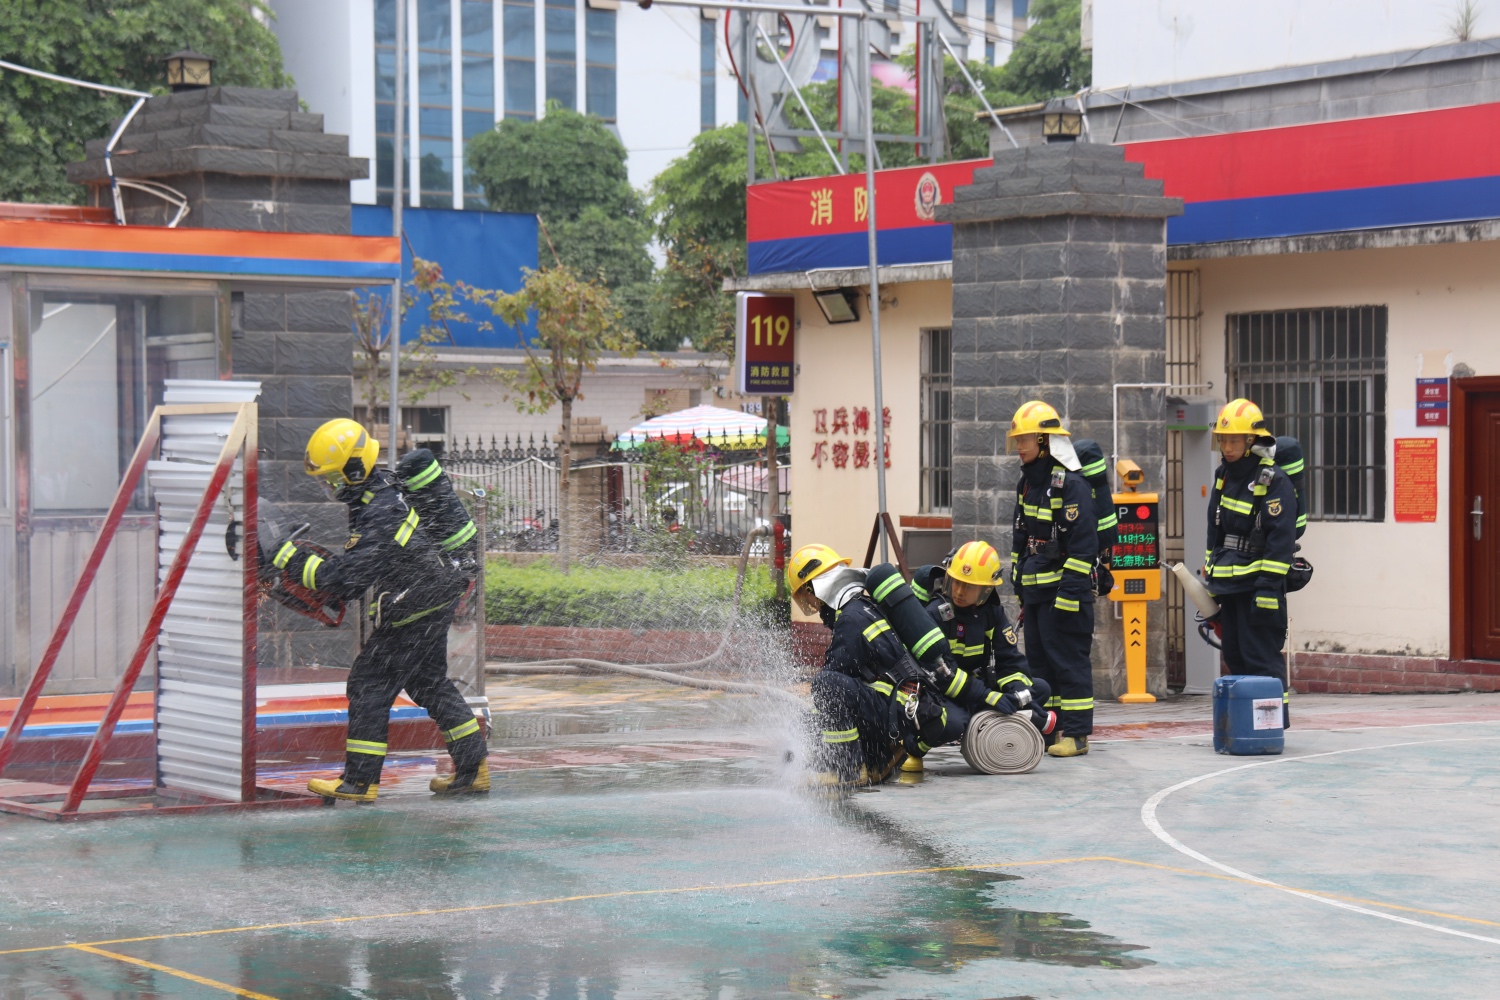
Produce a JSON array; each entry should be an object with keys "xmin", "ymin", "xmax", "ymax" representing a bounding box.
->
[
  {"xmin": 68, "ymin": 944, "xmax": 280, "ymax": 1000},
  {"xmin": 0, "ymin": 855, "xmax": 1494, "ymax": 959}
]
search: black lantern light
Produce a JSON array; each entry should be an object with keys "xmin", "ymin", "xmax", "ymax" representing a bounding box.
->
[{"xmin": 164, "ymin": 49, "xmax": 214, "ymax": 92}]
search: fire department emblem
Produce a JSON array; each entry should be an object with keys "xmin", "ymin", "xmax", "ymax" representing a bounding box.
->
[
  {"xmin": 1065, "ymin": 504, "xmax": 1080, "ymax": 521},
  {"xmin": 914, "ymin": 172, "xmax": 942, "ymax": 221},
  {"xmin": 1267, "ymin": 498, "xmax": 1283, "ymax": 516},
  {"xmin": 345, "ymin": 534, "xmax": 362, "ymax": 550},
  {"xmin": 1003, "ymin": 626, "xmax": 1017, "ymax": 645}
]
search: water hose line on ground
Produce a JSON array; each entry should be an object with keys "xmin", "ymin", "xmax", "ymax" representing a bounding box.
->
[{"xmin": 484, "ymin": 527, "xmax": 809, "ymax": 708}]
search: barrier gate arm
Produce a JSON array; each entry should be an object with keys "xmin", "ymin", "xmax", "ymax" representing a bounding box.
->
[{"xmin": 0, "ymin": 403, "xmax": 256, "ymax": 801}]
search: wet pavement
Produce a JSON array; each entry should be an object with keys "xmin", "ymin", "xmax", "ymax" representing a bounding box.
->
[{"xmin": 3, "ymin": 675, "xmax": 1500, "ymax": 997}]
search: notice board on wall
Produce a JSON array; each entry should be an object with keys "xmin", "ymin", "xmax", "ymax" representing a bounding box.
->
[{"xmin": 1394, "ymin": 438, "xmax": 1439, "ymax": 523}]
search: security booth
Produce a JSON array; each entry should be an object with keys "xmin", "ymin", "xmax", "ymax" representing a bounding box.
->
[{"xmin": 0, "ymin": 209, "xmax": 397, "ymax": 817}]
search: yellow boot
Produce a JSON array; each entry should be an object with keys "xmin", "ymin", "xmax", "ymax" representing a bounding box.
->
[
  {"xmin": 308, "ymin": 777, "xmax": 378, "ymax": 802},
  {"xmin": 430, "ymin": 761, "xmax": 490, "ymax": 796},
  {"xmin": 1047, "ymin": 735, "xmax": 1089, "ymax": 758},
  {"xmin": 900, "ymin": 755, "xmax": 924, "ymax": 774}
]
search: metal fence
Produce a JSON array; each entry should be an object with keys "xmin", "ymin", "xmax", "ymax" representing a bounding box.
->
[{"xmin": 443, "ymin": 433, "xmax": 790, "ymax": 555}]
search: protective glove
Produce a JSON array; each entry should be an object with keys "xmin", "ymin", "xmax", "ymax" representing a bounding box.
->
[
  {"xmin": 996, "ymin": 689, "xmax": 1031, "ymax": 715},
  {"xmin": 1253, "ymin": 590, "xmax": 1281, "ymax": 616}
]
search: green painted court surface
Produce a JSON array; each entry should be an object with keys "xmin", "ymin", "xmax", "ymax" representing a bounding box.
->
[{"xmin": 5, "ymin": 680, "xmax": 1500, "ymax": 998}]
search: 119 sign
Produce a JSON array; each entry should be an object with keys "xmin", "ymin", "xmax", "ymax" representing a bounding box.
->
[{"xmin": 736, "ymin": 293, "xmax": 795, "ymax": 395}]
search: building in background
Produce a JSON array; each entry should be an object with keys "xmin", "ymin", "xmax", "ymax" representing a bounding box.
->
[{"xmin": 268, "ymin": 0, "xmax": 1028, "ymax": 197}]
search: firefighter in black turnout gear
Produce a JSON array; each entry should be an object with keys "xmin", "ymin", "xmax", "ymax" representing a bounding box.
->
[
  {"xmin": 1008, "ymin": 401, "xmax": 1098, "ymax": 758},
  {"xmin": 788, "ymin": 544, "xmax": 968, "ymax": 787},
  {"xmin": 270, "ymin": 419, "xmax": 487, "ymax": 802},
  {"xmin": 913, "ymin": 542, "xmax": 1056, "ymax": 743},
  {"xmin": 1206, "ymin": 399, "xmax": 1298, "ymax": 727}
]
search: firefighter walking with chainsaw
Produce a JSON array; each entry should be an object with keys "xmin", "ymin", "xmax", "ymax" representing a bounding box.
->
[
  {"xmin": 1206, "ymin": 399, "xmax": 1298, "ymax": 727},
  {"xmin": 266, "ymin": 419, "xmax": 487, "ymax": 802},
  {"xmin": 1008, "ymin": 401, "xmax": 1098, "ymax": 758}
]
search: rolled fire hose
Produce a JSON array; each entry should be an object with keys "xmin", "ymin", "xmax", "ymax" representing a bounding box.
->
[
  {"xmin": 484, "ymin": 526, "xmax": 808, "ymax": 707},
  {"xmin": 960, "ymin": 710, "xmax": 1044, "ymax": 775}
]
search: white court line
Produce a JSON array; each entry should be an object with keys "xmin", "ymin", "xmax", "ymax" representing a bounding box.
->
[
  {"xmin": 1141, "ymin": 734, "xmax": 1500, "ymax": 946},
  {"xmin": 1153, "ymin": 716, "xmax": 1500, "ymax": 740}
]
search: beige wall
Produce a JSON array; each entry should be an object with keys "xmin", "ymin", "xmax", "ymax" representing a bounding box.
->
[
  {"xmin": 790, "ymin": 280, "xmax": 951, "ymax": 620},
  {"xmin": 1190, "ymin": 240, "xmax": 1500, "ymax": 658}
]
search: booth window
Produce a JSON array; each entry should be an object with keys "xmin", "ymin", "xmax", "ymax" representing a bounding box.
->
[
  {"xmin": 1226, "ymin": 305, "xmax": 1387, "ymax": 522},
  {"xmin": 28, "ymin": 292, "xmax": 217, "ymax": 513},
  {"xmin": 920, "ymin": 327, "xmax": 952, "ymax": 513}
]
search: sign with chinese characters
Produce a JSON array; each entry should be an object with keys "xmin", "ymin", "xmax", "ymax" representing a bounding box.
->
[
  {"xmin": 809, "ymin": 405, "xmax": 891, "ymax": 470},
  {"xmin": 735, "ymin": 293, "xmax": 795, "ymax": 396},
  {"xmin": 1111, "ymin": 495, "xmax": 1160, "ymax": 569},
  {"xmin": 1416, "ymin": 377, "xmax": 1449, "ymax": 427},
  {"xmin": 1394, "ymin": 437, "xmax": 1439, "ymax": 523}
]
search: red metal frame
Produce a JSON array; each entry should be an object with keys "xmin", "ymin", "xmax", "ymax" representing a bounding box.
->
[{"xmin": 0, "ymin": 402, "xmax": 319, "ymax": 820}]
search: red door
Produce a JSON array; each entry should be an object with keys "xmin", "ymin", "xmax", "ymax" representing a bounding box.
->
[{"xmin": 1463, "ymin": 390, "xmax": 1500, "ymax": 659}]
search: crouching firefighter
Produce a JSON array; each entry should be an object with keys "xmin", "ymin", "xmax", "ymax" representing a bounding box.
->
[
  {"xmin": 1008, "ymin": 401, "xmax": 1098, "ymax": 759},
  {"xmin": 1206, "ymin": 399, "xmax": 1298, "ymax": 727},
  {"xmin": 267, "ymin": 419, "xmax": 488, "ymax": 802},
  {"xmin": 912, "ymin": 541, "xmax": 1057, "ymax": 746},
  {"xmin": 788, "ymin": 544, "xmax": 968, "ymax": 787}
]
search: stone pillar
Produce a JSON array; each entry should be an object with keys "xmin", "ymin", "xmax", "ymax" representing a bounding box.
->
[
  {"xmin": 936, "ymin": 141, "xmax": 1182, "ymax": 699},
  {"xmin": 68, "ymin": 86, "xmax": 369, "ymax": 674}
]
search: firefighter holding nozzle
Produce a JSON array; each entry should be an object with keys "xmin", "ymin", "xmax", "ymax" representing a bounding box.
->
[
  {"xmin": 262, "ymin": 419, "xmax": 488, "ymax": 802},
  {"xmin": 789, "ymin": 544, "xmax": 969, "ymax": 787}
]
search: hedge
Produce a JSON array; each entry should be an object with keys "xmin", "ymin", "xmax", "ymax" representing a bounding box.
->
[{"xmin": 485, "ymin": 558, "xmax": 781, "ymax": 629}]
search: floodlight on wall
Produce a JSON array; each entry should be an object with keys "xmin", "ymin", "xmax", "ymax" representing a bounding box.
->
[
  {"xmin": 812, "ymin": 287, "xmax": 860, "ymax": 324},
  {"xmin": 164, "ymin": 49, "xmax": 214, "ymax": 91}
]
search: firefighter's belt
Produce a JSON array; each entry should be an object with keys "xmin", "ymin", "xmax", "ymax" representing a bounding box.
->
[
  {"xmin": 1026, "ymin": 538, "xmax": 1060, "ymax": 557},
  {"xmin": 1221, "ymin": 533, "xmax": 1263, "ymax": 554}
]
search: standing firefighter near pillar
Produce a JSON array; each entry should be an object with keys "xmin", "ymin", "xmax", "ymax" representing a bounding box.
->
[
  {"xmin": 266, "ymin": 418, "xmax": 487, "ymax": 802},
  {"xmin": 1206, "ymin": 399, "xmax": 1299, "ymax": 728},
  {"xmin": 1008, "ymin": 401, "xmax": 1098, "ymax": 758}
]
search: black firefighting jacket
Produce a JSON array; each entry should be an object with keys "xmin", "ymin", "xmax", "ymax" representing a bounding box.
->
[
  {"xmin": 273, "ymin": 470, "xmax": 467, "ymax": 628},
  {"xmin": 1010, "ymin": 455, "xmax": 1098, "ymax": 611},
  {"xmin": 1205, "ymin": 453, "xmax": 1297, "ymax": 605},
  {"xmin": 923, "ymin": 590, "xmax": 1033, "ymax": 692}
]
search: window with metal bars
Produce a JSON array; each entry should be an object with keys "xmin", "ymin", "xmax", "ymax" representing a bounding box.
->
[
  {"xmin": 1225, "ymin": 305, "xmax": 1387, "ymax": 521},
  {"xmin": 920, "ymin": 327, "xmax": 952, "ymax": 513}
]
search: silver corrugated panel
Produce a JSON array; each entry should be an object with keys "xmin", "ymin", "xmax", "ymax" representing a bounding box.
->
[{"xmin": 149, "ymin": 379, "xmax": 260, "ymax": 802}]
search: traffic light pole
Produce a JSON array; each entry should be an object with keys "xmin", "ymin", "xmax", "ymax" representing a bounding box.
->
[{"xmin": 643, "ymin": 0, "xmax": 936, "ymax": 564}]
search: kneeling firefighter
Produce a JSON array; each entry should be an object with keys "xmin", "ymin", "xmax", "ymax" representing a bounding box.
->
[
  {"xmin": 267, "ymin": 419, "xmax": 488, "ymax": 802},
  {"xmin": 1008, "ymin": 401, "xmax": 1098, "ymax": 759},
  {"xmin": 789, "ymin": 544, "xmax": 968, "ymax": 786},
  {"xmin": 914, "ymin": 542, "xmax": 1057, "ymax": 757},
  {"xmin": 1206, "ymin": 399, "xmax": 1297, "ymax": 727}
]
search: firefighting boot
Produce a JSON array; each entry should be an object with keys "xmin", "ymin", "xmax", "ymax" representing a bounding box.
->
[
  {"xmin": 308, "ymin": 777, "xmax": 379, "ymax": 802},
  {"xmin": 863, "ymin": 743, "xmax": 907, "ymax": 785},
  {"xmin": 430, "ymin": 760, "xmax": 490, "ymax": 796},
  {"xmin": 1046, "ymin": 735, "xmax": 1089, "ymax": 758},
  {"xmin": 900, "ymin": 754, "xmax": 924, "ymax": 774}
]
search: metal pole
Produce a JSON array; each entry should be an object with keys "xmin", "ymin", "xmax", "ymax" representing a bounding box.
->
[
  {"xmin": 936, "ymin": 32, "xmax": 1018, "ymax": 149},
  {"xmin": 755, "ymin": 21, "xmax": 843, "ymax": 175},
  {"xmin": 743, "ymin": 11, "xmax": 755, "ymax": 186},
  {"xmin": 861, "ymin": 18, "xmax": 888, "ymax": 562},
  {"xmin": 388, "ymin": 0, "xmax": 406, "ymax": 468}
]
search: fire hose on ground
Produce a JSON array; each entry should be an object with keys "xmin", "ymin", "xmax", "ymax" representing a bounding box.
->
[{"xmin": 483, "ymin": 526, "xmax": 1045, "ymax": 774}]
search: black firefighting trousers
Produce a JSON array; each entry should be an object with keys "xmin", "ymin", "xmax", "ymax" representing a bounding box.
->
[
  {"xmin": 809, "ymin": 671, "xmax": 899, "ymax": 782},
  {"xmin": 1218, "ymin": 590, "xmax": 1291, "ymax": 728},
  {"xmin": 342, "ymin": 604, "xmax": 487, "ymax": 785},
  {"xmin": 1022, "ymin": 599, "xmax": 1095, "ymax": 737}
]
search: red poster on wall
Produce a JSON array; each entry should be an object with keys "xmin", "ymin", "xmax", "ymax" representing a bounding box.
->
[{"xmin": 1394, "ymin": 438, "xmax": 1439, "ymax": 523}]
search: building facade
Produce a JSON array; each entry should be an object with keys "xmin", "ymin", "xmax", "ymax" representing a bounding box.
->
[{"xmin": 737, "ymin": 29, "xmax": 1500, "ymax": 695}]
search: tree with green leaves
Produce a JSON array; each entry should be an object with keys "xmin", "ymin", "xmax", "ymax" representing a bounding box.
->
[
  {"xmin": 474, "ymin": 265, "xmax": 635, "ymax": 572},
  {"xmin": 467, "ymin": 106, "xmax": 655, "ymax": 344},
  {"xmin": 0, "ymin": 0, "xmax": 288, "ymax": 204}
]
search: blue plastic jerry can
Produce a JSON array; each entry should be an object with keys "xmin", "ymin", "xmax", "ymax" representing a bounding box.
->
[{"xmin": 1212, "ymin": 675, "xmax": 1285, "ymax": 755}]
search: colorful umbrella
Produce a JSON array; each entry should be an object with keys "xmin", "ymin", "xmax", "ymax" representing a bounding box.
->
[{"xmin": 614, "ymin": 404, "xmax": 791, "ymax": 450}]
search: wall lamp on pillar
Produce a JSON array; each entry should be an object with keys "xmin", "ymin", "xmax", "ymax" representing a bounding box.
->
[
  {"xmin": 164, "ymin": 49, "xmax": 214, "ymax": 92},
  {"xmin": 812, "ymin": 287, "xmax": 860, "ymax": 324},
  {"xmin": 1043, "ymin": 110, "xmax": 1082, "ymax": 143}
]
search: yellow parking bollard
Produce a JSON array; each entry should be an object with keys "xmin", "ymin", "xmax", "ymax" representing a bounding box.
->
[{"xmin": 1108, "ymin": 461, "xmax": 1160, "ymax": 704}]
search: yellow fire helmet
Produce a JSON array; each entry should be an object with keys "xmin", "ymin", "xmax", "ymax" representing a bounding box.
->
[
  {"xmin": 786, "ymin": 543, "xmax": 851, "ymax": 597},
  {"xmin": 1214, "ymin": 398, "xmax": 1271, "ymax": 438},
  {"xmin": 946, "ymin": 540, "xmax": 1004, "ymax": 587},
  {"xmin": 1008, "ymin": 400, "xmax": 1070, "ymax": 438},
  {"xmin": 304, "ymin": 418, "xmax": 380, "ymax": 490}
]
